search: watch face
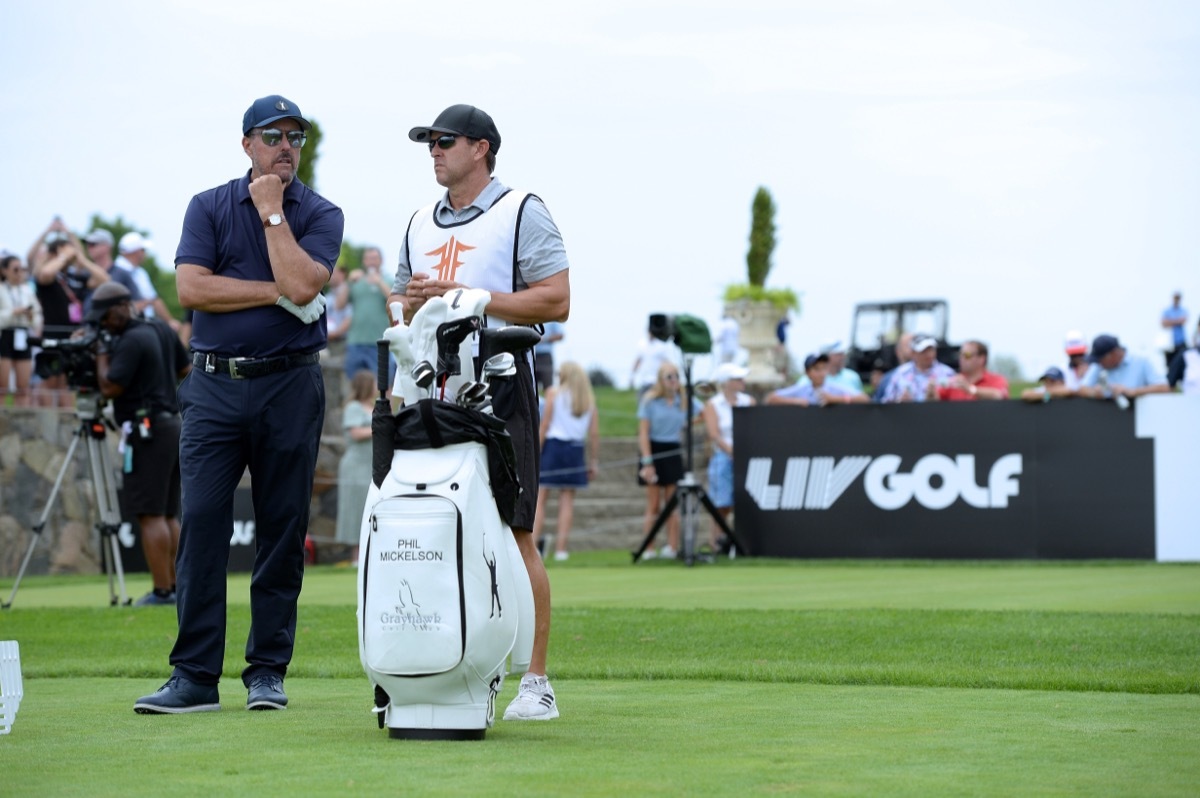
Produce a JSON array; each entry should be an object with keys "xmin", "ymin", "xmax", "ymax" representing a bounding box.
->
[{"xmin": 266, "ymin": 214, "xmax": 283, "ymax": 227}]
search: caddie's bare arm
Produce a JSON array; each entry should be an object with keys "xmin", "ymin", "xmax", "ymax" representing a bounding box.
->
[
  {"xmin": 403, "ymin": 270, "xmax": 570, "ymax": 326},
  {"xmin": 250, "ymin": 174, "xmax": 329, "ymax": 304}
]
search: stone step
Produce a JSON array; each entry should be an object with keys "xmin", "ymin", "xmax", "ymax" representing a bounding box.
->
[{"xmin": 535, "ymin": 437, "xmax": 713, "ymax": 553}]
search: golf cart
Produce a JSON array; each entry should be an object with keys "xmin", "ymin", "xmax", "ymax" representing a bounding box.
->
[{"xmin": 845, "ymin": 298, "xmax": 960, "ymax": 383}]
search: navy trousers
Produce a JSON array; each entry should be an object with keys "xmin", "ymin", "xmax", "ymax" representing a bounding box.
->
[{"xmin": 170, "ymin": 363, "xmax": 325, "ymax": 686}]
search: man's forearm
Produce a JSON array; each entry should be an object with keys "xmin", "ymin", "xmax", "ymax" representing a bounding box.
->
[
  {"xmin": 265, "ymin": 228, "xmax": 328, "ymax": 305},
  {"xmin": 178, "ymin": 270, "xmax": 280, "ymax": 313}
]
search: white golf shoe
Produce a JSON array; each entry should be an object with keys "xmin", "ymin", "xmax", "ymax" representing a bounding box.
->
[{"xmin": 503, "ymin": 673, "xmax": 559, "ymax": 721}]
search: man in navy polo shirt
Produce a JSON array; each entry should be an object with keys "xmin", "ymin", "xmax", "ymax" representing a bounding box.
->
[{"xmin": 135, "ymin": 95, "xmax": 344, "ymax": 715}]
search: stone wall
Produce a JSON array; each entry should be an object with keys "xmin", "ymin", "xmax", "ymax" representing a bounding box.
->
[{"xmin": 1, "ymin": 343, "xmax": 710, "ymax": 576}]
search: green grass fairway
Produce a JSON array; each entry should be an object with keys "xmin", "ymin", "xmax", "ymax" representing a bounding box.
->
[{"xmin": 2, "ymin": 559, "xmax": 1198, "ymax": 797}]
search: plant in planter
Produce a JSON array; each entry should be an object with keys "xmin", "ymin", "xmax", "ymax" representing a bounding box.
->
[{"xmin": 723, "ymin": 186, "xmax": 799, "ymax": 386}]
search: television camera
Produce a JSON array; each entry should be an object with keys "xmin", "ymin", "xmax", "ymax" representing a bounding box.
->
[
  {"xmin": 33, "ymin": 326, "xmax": 102, "ymax": 391},
  {"xmin": 647, "ymin": 313, "xmax": 712, "ymax": 355}
]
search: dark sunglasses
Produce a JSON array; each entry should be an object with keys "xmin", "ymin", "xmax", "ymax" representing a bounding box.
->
[
  {"xmin": 258, "ymin": 128, "xmax": 307, "ymax": 148},
  {"xmin": 428, "ymin": 135, "xmax": 459, "ymax": 151}
]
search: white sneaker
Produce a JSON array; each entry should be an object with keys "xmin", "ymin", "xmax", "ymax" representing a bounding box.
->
[
  {"xmin": 553, "ymin": 551, "xmax": 569, "ymax": 562},
  {"xmin": 641, "ymin": 547, "xmax": 658, "ymax": 560},
  {"xmin": 503, "ymin": 673, "xmax": 559, "ymax": 721},
  {"xmin": 659, "ymin": 544, "xmax": 677, "ymax": 560}
]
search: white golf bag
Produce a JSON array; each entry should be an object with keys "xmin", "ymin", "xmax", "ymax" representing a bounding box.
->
[{"xmin": 356, "ymin": 290, "xmax": 536, "ymax": 740}]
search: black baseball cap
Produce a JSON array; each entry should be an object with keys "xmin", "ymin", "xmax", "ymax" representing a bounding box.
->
[
  {"xmin": 408, "ymin": 104, "xmax": 501, "ymax": 154},
  {"xmin": 242, "ymin": 95, "xmax": 312, "ymax": 135},
  {"xmin": 84, "ymin": 282, "xmax": 131, "ymax": 323}
]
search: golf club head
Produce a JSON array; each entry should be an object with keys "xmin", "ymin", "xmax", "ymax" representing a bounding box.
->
[
  {"xmin": 436, "ymin": 316, "xmax": 485, "ymax": 400},
  {"xmin": 435, "ymin": 316, "xmax": 483, "ymax": 377},
  {"xmin": 477, "ymin": 326, "xmax": 542, "ymax": 377},
  {"xmin": 482, "ymin": 352, "xmax": 517, "ymax": 380},
  {"xmin": 456, "ymin": 381, "xmax": 490, "ymax": 409},
  {"xmin": 411, "ymin": 361, "xmax": 435, "ymax": 390}
]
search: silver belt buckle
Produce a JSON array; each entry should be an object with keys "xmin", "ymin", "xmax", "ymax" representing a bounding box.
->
[{"xmin": 228, "ymin": 357, "xmax": 249, "ymax": 379}]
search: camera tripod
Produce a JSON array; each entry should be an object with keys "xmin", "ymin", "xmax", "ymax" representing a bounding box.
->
[
  {"xmin": 632, "ymin": 356, "xmax": 748, "ymax": 567},
  {"xmin": 3, "ymin": 391, "xmax": 130, "ymax": 609}
]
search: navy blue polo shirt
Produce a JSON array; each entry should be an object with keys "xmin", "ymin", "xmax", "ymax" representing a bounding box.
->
[{"xmin": 175, "ymin": 171, "xmax": 344, "ymax": 358}]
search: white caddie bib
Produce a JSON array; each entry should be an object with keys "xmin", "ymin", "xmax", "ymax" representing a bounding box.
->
[{"xmin": 406, "ymin": 190, "xmax": 531, "ymax": 330}]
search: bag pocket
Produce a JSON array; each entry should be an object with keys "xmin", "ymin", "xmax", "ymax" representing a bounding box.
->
[{"xmin": 362, "ymin": 495, "xmax": 465, "ymax": 675}]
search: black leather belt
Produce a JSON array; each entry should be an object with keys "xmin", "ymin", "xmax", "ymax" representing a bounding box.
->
[{"xmin": 193, "ymin": 351, "xmax": 320, "ymax": 379}]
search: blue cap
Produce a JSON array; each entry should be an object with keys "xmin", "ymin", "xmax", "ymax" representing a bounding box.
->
[
  {"xmin": 1038, "ymin": 366, "xmax": 1065, "ymax": 382},
  {"xmin": 804, "ymin": 353, "xmax": 829, "ymax": 371},
  {"xmin": 243, "ymin": 95, "xmax": 311, "ymax": 135}
]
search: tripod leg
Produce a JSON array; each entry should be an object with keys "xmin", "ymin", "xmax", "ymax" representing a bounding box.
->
[
  {"xmin": 680, "ymin": 485, "xmax": 699, "ymax": 566},
  {"xmin": 632, "ymin": 491, "xmax": 679, "ymax": 563},
  {"xmin": 2, "ymin": 430, "xmax": 85, "ymax": 609},
  {"xmin": 2, "ymin": 533, "xmax": 41, "ymax": 610},
  {"xmin": 696, "ymin": 487, "xmax": 748, "ymax": 555},
  {"xmin": 87, "ymin": 433, "xmax": 130, "ymax": 606}
]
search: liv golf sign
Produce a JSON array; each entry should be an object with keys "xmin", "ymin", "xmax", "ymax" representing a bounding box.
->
[
  {"xmin": 733, "ymin": 402, "xmax": 1158, "ymax": 560},
  {"xmin": 744, "ymin": 453, "xmax": 1023, "ymax": 512}
]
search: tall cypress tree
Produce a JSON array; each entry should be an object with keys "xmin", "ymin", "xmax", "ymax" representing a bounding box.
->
[{"xmin": 746, "ymin": 186, "xmax": 776, "ymax": 288}]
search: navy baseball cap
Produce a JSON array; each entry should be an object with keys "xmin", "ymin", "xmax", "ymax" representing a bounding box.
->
[
  {"xmin": 804, "ymin": 353, "xmax": 829, "ymax": 371},
  {"xmin": 1038, "ymin": 366, "xmax": 1065, "ymax": 383},
  {"xmin": 408, "ymin": 104, "xmax": 501, "ymax": 154},
  {"xmin": 243, "ymin": 95, "xmax": 312, "ymax": 135},
  {"xmin": 1088, "ymin": 334, "xmax": 1121, "ymax": 362}
]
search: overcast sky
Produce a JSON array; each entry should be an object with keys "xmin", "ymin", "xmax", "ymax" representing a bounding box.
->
[{"xmin": 2, "ymin": 0, "xmax": 1197, "ymax": 386}]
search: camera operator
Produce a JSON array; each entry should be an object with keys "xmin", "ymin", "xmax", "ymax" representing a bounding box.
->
[
  {"xmin": 31, "ymin": 222, "xmax": 111, "ymax": 407},
  {"xmin": 88, "ymin": 283, "xmax": 190, "ymax": 607}
]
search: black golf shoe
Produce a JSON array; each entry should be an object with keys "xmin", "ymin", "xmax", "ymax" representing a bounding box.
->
[
  {"xmin": 246, "ymin": 674, "xmax": 288, "ymax": 710},
  {"xmin": 134, "ymin": 675, "xmax": 220, "ymax": 714}
]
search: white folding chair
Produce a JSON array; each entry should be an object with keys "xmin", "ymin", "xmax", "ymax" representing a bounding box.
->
[{"xmin": 0, "ymin": 640, "xmax": 23, "ymax": 734}]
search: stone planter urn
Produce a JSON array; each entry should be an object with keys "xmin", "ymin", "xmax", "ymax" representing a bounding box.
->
[{"xmin": 724, "ymin": 298, "xmax": 787, "ymax": 393}]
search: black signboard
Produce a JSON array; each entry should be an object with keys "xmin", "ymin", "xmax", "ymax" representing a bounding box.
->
[{"xmin": 734, "ymin": 401, "xmax": 1155, "ymax": 559}]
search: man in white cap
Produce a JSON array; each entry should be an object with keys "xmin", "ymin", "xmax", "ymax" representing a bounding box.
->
[
  {"xmin": 116, "ymin": 232, "xmax": 179, "ymax": 329},
  {"xmin": 879, "ymin": 334, "xmax": 955, "ymax": 403},
  {"xmin": 83, "ymin": 228, "xmax": 141, "ymax": 314}
]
